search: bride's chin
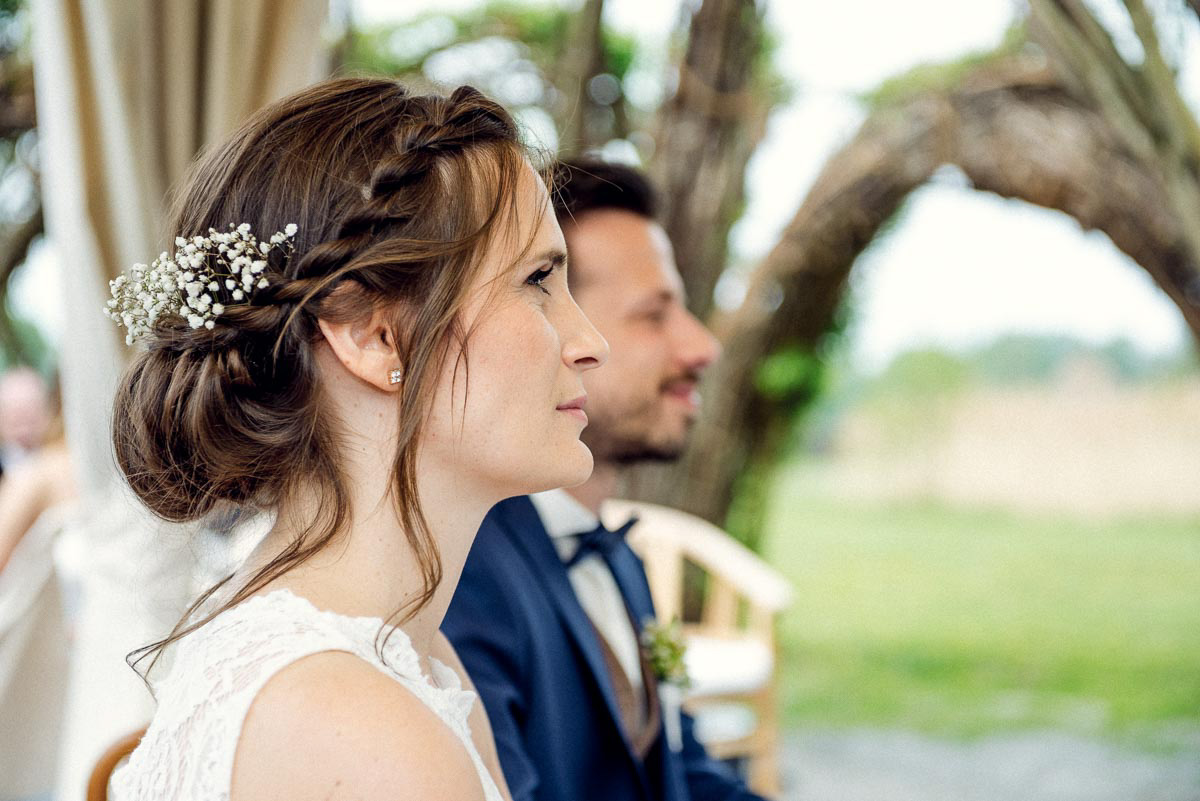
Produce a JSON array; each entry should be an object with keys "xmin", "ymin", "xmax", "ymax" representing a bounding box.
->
[
  {"xmin": 558, "ymin": 444, "xmax": 595, "ymax": 488},
  {"xmin": 521, "ymin": 444, "xmax": 594, "ymax": 495}
]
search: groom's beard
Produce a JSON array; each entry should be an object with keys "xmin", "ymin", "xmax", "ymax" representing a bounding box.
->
[{"xmin": 581, "ymin": 370, "xmax": 702, "ymax": 466}]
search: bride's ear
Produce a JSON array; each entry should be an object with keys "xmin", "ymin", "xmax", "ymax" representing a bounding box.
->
[{"xmin": 317, "ymin": 307, "xmax": 403, "ymax": 393}]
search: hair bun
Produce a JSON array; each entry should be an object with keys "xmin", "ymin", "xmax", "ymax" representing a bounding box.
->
[{"xmin": 112, "ymin": 339, "xmax": 320, "ymax": 522}]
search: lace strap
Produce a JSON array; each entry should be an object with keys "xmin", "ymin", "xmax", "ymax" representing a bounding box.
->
[{"xmin": 112, "ymin": 593, "xmax": 386, "ymax": 799}]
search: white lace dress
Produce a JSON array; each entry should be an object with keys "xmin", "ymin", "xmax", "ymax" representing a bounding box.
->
[{"xmin": 109, "ymin": 588, "xmax": 503, "ymax": 800}]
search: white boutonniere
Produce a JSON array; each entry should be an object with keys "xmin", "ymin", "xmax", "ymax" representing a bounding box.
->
[{"xmin": 641, "ymin": 616, "xmax": 689, "ymax": 752}]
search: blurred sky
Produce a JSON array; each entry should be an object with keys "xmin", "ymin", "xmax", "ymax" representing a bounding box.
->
[
  {"xmin": 350, "ymin": 0, "xmax": 1198, "ymax": 372},
  {"xmin": 16, "ymin": 0, "xmax": 1196, "ymax": 372}
]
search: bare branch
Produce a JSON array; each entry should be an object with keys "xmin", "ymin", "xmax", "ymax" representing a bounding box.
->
[
  {"xmin": 650, "ymin": 0, "xmax": 767, "ymax": 322},
  {"xmin": 1122, "ymin": 0, "xmax": 1200, "ymax": 157},
  {"xmin": 1028, "ymin": 0, "xmax": 1157, "ymax": 160},
  {"xmin": 1029, "ymin": 0, "xmax": 1200, "ymax": 265},
  {"xmin": 0, "ymin": 65, "xmax": 37, "ymax": 137},
  {"xmin": 1060, "ymin": 0, "xmax": 1155, "ymax": 123}
]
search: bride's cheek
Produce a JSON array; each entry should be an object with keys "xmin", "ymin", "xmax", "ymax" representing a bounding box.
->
[{"xmin": 507, "ymin": 308, "xmax": 557, "ymax": 363}]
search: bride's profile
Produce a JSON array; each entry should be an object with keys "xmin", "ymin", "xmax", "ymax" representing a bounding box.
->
[{"xmin": 105, "ymin": 77, "xmax": 607, "ymax": 800}]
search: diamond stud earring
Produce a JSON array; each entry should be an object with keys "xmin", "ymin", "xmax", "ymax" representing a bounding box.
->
[{"xmin": 388, "ymin": 367, "xmax": 403, "ymax": 385}]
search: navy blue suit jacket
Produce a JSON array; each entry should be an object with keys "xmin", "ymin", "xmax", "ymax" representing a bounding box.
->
[{"xmin": 442, "ymin": 496, "xmax": 767, "ymax": 801}]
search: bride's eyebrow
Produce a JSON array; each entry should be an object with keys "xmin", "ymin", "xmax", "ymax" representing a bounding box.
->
[{"xmin": 520, "ymin": 249, "xmax": 567, "ymax": 270}]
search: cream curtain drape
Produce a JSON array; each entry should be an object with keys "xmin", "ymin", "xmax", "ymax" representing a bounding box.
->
[
  {"xmin": 29, "ymin": 2, "xmax": 328, "ymax": 798},
  {"xmin": 35, "ymin": 0, "xmax": 330, "ymax": 494}
]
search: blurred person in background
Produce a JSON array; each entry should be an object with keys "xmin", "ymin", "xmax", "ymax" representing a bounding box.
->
[
  {"xmin": 0, "ymin": 432, "xmax": 75, "ymax": 574},
  {"xmin": 0, "ymin": 366, "xmax": 52, "ymax": 479},
  {"xmin": 443, "ymin": 160, "xmax": 766, "ymax": 801},
  {"xmin": 0, "ymin": 368, "xmax": 74, "ymax": 573}
]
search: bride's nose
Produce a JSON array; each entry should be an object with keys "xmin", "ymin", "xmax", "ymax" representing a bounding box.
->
[{"xmin": 562, "ymin": 296, "xmax": 609, "ymax": 371}]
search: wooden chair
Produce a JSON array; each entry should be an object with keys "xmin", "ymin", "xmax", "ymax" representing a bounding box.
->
[
  {"xmin": 602, "ymin": 500, "xmax": 794, "ymax": 797},
  {"xmin": 86, "ymin": 727, "xmax": 146, "ymax": 801}
]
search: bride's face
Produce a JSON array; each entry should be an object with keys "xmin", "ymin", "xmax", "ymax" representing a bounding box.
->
[{"xmin": 420, "ymin": 164, "xmax": 609, "ymax": 497}]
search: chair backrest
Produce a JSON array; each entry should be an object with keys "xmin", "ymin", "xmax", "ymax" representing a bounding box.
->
[
  {"xmin": 86, "ymin": 727, "xmax": 146, "ymax": 801},
  {"xmin": 601, "ymin": 500, "xmax": 793, "ymax": 637}
]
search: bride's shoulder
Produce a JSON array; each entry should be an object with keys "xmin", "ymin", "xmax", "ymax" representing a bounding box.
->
[
  {"xmin": 114, "ymin": 590, "xmax": 407, "ymax": 800},
  {"xmin": 230, "ymin": 650, "xmax": 484, "ymax": 801},
  {"xmin": 166, "ymin": 589, "xmax": 360, "ymax": 679}
]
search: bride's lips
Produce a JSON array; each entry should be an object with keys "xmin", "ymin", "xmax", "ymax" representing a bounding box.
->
[{"xmin": 556, "ymin": 394, "xmax": 588, "ymax": 424}]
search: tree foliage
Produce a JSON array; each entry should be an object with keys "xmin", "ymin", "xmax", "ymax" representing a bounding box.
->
[
  {"xmin": 338, "ymin": 2, "xmax": 645, "ymax": 154},
  {"xmin": 0, "ymin": 0, "xmax": 41, "ymax": 369}
]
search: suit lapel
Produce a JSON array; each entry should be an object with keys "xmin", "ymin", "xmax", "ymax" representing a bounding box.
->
[
  {"xmin": 494, "ymin": 497, "xmax": 641, "ymax": 757},
  {"xmin": 607, "ymin": 540, "xmax": 657, "ymax": 627},
  {"xmin": 605, "ymin": 528, "xmax": 682, "ymax": 800}
]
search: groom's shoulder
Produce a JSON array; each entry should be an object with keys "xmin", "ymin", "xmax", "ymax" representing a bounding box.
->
[
  {"xmin": 454, "ymin": 496, "xmax": 548, "ymax": 615},
  {"xmin": 469, "ymin": 495, "xmax": 545, "ymax": 559},
  {"xmin": 459, "ymin": 495, "xmax": 534, "ymax": 568}
]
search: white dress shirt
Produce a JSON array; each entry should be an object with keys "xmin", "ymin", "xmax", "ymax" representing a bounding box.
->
[{"xmin": 528, "ymin": 489, "xmax": 644, "ymax": 699}]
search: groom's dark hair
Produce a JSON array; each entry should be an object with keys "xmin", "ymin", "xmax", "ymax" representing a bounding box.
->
[{"xmin": 551, "ymin": 158, "xmax": 659, "ymax": 224}]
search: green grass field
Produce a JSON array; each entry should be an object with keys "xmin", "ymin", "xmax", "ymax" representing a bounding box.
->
[{"xmin": 761, "ymin": 462, "xmax": 1200, "ymax": 749}]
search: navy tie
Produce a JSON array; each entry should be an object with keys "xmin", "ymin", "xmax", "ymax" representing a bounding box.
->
[{"xmin": 565, "ymin": 517, "xmax": 640, "ymax": 569}]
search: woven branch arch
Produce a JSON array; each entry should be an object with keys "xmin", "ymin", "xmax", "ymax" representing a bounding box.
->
[{"xmin": 629, "ymin": 55, "xmax": 1200, "ymax": 539}]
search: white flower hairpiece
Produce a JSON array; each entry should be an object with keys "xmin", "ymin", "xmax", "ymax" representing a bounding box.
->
[{"xmin": 105, "ymin": 222, "xmax": 298, "ymax": 345}]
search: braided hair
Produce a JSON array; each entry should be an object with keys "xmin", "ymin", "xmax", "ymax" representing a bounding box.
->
[{"xmin": 112, "ymin": 77, "xmax": 542, "ymax": 676}]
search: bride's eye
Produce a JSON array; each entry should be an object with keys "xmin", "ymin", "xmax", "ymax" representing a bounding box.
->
[{"xmin": 525, "ymin": 266, "xmax": 554, "ymax": 295}]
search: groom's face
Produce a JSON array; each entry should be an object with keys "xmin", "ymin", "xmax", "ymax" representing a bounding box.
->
[{"xmin": 563, "ymin": 209, "xmax": 719, "ymax": 464}]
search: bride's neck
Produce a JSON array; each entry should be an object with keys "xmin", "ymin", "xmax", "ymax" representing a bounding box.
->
[{"xmin": 252, "ymin": 447, "xmax": 493, "ymax": 660}]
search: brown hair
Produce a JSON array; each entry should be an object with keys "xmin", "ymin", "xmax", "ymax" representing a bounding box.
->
[
  {"xmin": 551, "ymin": 158, "xmax": 658, "ymax": 222},
  {"xmin": 112, "ymin": 77, "xmax": 541, "ymax": 676}
]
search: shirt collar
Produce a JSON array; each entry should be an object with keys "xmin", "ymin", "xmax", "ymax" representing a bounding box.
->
[{"xmin": 529, "ymin": 488, "xmax": 601, "ymax": 548}]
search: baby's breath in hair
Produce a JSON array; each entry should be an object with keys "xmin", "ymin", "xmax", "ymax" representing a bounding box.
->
[{"xmin": 105, "ymin": 222, "xmax": 297, "ymax": 345}]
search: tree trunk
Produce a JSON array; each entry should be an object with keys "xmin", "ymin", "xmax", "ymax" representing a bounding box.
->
[
  {"xmin": 0, "ymin": 57, "xmax": 36, "ymax": 137},
  {"xmin": 626, "ymin": 90, "xmax": 951, "ymax": 540},
  {"xmin": 649, "ymin": 0, "xmax": 767, "ymax": 322},
  {"xmin": 556, "ymin": 0, "xmax": 606, "ymax": 156},
  {"xmin": 627, "ymin": 55, "xmax": 1200, "ymax": 542}
]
